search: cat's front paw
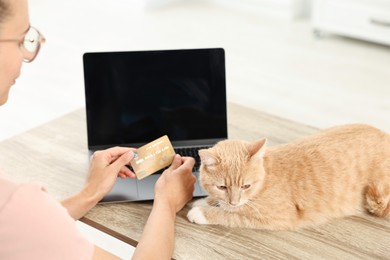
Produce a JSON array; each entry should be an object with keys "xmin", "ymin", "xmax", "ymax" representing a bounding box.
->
[{"xmin": 187, "ymin": 207, "xmax": 208, "ymax": 225}]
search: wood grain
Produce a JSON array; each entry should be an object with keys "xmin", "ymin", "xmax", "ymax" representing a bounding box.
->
[{"xmin": 0, "ymin": 102, "xmax": 389, "ymax": 259}]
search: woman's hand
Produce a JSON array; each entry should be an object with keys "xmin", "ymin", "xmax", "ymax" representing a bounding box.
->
[
  {"xmin": 62, "ymin": 147, "xmax": 136, "ymax": 220},
  {"xmin": 154, "ymin": 155, "xmax": 196, "ymax": 214},
  {"xmin": 85, "ymin": 146, "xmax": 136, "ymax": 201}
]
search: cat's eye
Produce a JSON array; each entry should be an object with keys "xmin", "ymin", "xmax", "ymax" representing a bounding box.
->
[
  {"xmin": 241, "ymin": 184, "xmax": 251, "ymax": 190},
  {"xmin": 217, "ymin": 185, "xmax": 227, "ymax": 191}
]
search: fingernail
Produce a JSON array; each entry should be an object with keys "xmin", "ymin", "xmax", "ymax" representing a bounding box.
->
[{"xmin": 128, "ymin": 151, "xmax": 136, "ymax": 162}]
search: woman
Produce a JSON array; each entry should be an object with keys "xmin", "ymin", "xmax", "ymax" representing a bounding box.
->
[{"xmin": 0, "ymin": 0, "xmax": 196, "ymax": 259}]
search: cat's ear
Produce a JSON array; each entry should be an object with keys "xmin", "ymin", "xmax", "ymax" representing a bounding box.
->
[
  {"xmin": 249, "ymin": 138, "xmax": 267, "ymax": 159},
  {"xmin": 199, "ymin": 149, "xmax": 218, "ymax": 166}
]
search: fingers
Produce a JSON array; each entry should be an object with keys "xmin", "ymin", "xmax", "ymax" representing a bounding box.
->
[
  {"xmin": 118, "ymin": 172, "xmax": 135, "ymax": 179},
  {"xmin": 93, "ymin": 148, "xmax": 195, "ymax": 182},
  {"xmin": 118, "ymin": 166, "xmax": 136, "ymax": 179},
  {"xmin": 181, "ymin": 156, "xmax": 195, "ymax": 167},
  {"xmin": 92, "ymin": 147, "xmax": 135, "ymax": 162},
  {"xmin": 168, "ymin": 154, "xmax": 182, "ymax": 171},
  {"xmin": 104, "ymin": 146, "xmax": 136, "ymax": 157},
  {"xmin": 107, "ymin": 147, "xmax": 136, "ymax": 164},
  {"xmin": 176, "ymin": 156, "xmax": 195, "ymax": 173},
  {"xmin": 92, "ymin": 147, "xmax": 136, "ymax": 178},
  {"xmin": 109, "ymin": 150, "xmax": 134, "ymax": 173},
  {"xmin": 167, "ymin": 155, "xmax": 195, "ymax": 172}
]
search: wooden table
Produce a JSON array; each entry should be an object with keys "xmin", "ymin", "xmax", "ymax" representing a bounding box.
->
[{"xmin": 0, "ymin": 103, "xmax": 389, "ymax": 259}]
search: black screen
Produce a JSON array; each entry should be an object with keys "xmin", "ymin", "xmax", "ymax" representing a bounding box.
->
[{"xmin": 83, "ymin": 48, "xmax": 227, "ymax": 148}]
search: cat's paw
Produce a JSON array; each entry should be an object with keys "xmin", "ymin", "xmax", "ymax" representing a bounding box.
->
[{"xmin": 187, "ymin": 207, "xmax": 208, "ymax": 225}]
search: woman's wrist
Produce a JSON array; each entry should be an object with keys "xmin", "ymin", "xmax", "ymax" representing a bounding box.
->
[
  {"xmin": 61, "ymin": 186, "xmax": 101, "ymax": 220},
  {"xmin": 80, "ymin": 184, "xmax": 103, "ymax": 206},
  {"xmin": 153, "ymin": 197, "xmax": 177, "ymax": 218}
]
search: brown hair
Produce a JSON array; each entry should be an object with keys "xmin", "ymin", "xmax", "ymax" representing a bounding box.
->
[{"xmin": 0, "ymin": 0, "xmax": 11, "ymax": 25}]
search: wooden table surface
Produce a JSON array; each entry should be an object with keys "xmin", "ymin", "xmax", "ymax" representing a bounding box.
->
[{"xmin": 0, "ymin": 102, "xmax": 389, "ymax": 259}]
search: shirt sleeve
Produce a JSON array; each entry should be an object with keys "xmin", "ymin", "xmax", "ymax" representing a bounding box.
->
[{"xmin": 0, "ymin": 181, "xmax": 94, "ymax": 260}]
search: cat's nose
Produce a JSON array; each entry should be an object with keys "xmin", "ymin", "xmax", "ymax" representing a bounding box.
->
[
  {"xmin": 229, "ymin": 201, "xmax": 239, "ymax": 206},
  {"xmin": 228, "ymin": 193, "xmax": 240, "ymax": 206}
]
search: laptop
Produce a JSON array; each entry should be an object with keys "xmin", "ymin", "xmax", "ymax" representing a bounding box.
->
[{"xmin": 82, "ymin": 48, "xmax": 228, "ymax": 202}]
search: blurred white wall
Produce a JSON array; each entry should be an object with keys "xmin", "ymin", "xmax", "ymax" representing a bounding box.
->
[{"xmin": 1, "ymin": 0, "xmax": 389, "ymax": 141}]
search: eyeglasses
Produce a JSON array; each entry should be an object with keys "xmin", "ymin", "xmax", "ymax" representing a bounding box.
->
[{"xmin": 0, "ymin": 26, "xmax": 45, "ymax": 63}]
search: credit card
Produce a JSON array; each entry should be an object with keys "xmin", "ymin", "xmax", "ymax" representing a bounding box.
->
[{"xmin": 130, "ymin": 135, "xmax": 176, "ymax": 180}]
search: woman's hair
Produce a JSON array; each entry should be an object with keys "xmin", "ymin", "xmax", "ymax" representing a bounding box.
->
[{"xmin": 0, "ymin": 0, "xmax": 11, "ymax": 25}]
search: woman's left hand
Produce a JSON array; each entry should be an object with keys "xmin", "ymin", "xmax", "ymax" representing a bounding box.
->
[
  {"xmin": 62, "ymin": 147, "xmax": 136, "ymax": 219},
  {"xmin": 85, "ymin": 146, "xmax": 136, "ymax": 201}
]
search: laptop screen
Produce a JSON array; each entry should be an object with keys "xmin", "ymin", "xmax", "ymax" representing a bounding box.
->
[{"xmin": 83, "ymin": 48, "xmax": 227, "ymax": 148}]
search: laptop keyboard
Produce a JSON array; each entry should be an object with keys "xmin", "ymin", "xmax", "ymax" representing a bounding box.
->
[
  {"xmin": 141, "ymin": 146, "xmax": 211, "ymax": 175},
  {"xmin": 175, "ymin": 146, "xmax": 210, "ymax": 172}
]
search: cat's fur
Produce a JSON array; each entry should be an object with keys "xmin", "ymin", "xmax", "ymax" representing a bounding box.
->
[{"xmin": 187, "ymin": 124, "xmax": 390, "ymax": 230}]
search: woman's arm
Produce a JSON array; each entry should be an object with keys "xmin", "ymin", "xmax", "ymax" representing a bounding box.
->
[
  {"xmin": 132, "ymin": 155, "xmax": 196, "ymax": 259},
  {"xmin": 133, "ymin": 201, "xmax": 177, "ymax": 259},
  {"xmin": 60, "ymin": 147, "xmax": 195, "ymax": 259},
  {"xmin": 61, "ymin": 188, "xmax": 100, "ymax": 220},
  {"xmin": 91, "ymin": 155, "xmax": 195, "ymax": 260},
  {"xmin": 61, "ymin": 147, "xmax": 135, "ymax": 220}
]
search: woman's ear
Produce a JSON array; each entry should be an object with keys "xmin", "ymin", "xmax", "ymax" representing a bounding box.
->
[
  {"xmin": 248, "ymin": 138, "xmax": 267, "ymax": 159},
  {"xmin": 199, "ymin": 149, "xmax": 219, "ymax": 166}
]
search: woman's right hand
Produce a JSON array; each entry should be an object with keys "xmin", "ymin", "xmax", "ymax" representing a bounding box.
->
[{"xmin": 154, "ymin": 155, "xmax": 196, "ymax": 213}]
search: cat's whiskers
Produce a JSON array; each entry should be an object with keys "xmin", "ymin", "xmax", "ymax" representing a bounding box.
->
[
  {"xmin": 246, "ymin": 198, "xmax": 267, "ymax": 202},
  {"xmin": 211, "ymin": 200, "xmax": 222, "ymax": 209},
  {"xmin": 245, "ymin": 198, "xmax": 262, "ymax": 216},
  {"xmin": 209, "ymin": 201, "xmax": 232, "ymax": 212},
  {"xmin": 245, "ymin": 200, "xmax": 263, "ymax": 216},
  {"xmin": 210, "ymin": 200, "xmax": 222, "ymax": 208},
  {"xmin": 217, "ymin": 199, "xmax": 252, "ymax": 212},
  {"xmin": 218, "ymin": 200, "xmax": 240, "ymax": 212}
]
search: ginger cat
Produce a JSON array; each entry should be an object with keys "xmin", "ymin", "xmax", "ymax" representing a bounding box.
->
[{"xmin": 187, "ymin": 124, "xmax": 390, "ymax": 230}]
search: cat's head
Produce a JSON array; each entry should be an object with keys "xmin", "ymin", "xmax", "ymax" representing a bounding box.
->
[{"xmin": 198, "ymin": 138, "xmax": 267, "ymax": 210}]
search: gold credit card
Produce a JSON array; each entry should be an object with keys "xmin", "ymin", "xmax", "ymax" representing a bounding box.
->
[{"xmin": 130, "ymin": 135, "xmax": 176, "ymax": 180}]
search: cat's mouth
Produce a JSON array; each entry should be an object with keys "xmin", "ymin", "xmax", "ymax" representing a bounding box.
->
[{"xmin": 221, "ymin": 201, "xmax": 247, "ymax": 211}]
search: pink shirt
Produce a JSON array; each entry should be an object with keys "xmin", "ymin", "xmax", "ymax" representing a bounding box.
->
[{"xmin": 0, "ymin": 172, "xmax": 94, "ymax": 259}]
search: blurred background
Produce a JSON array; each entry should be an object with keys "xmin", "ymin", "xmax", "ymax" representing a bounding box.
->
[
  {"xmin": 0, "ymin": 0, "xmax": 389, "ymax": 141},
  {"xmin": 1, "ymin": 0, "xmax": 389, "ymax": 257}
]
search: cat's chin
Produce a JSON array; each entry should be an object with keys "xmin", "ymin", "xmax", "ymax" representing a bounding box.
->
[{"xmin": 221, "ymin": 203, "xmax": 246, "ymax": 212}]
